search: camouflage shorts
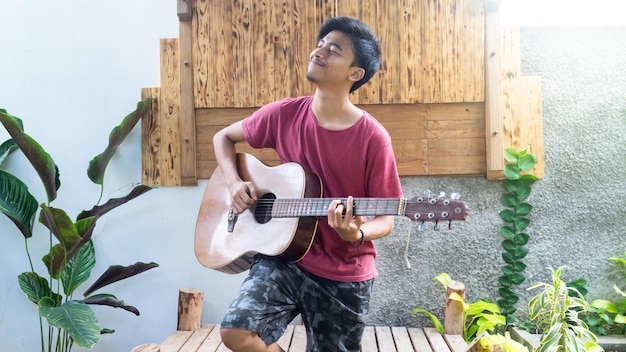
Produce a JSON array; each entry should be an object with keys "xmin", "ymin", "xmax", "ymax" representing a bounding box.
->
[{"xmin": 221, "ymin": 255, "xmax": 374, "ymax": 352}]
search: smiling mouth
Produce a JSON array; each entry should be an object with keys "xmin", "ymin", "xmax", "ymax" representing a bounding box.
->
[{"xmin": 310, "ymin": 58, "xmax": 325, "ymax": 67}]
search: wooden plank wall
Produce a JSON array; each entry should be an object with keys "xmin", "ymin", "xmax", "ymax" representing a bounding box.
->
[
  {"xmin": 141, "ymin": 0, "xmax": 544, "ymax": 186},
  {"xmin": 192, "ymin": 0, "xmax": 484, "ymax": 107}
]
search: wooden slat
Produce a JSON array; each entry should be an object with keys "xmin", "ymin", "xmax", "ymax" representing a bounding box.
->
[
  {"xmin": 336, "ymin": 0, "xmax": 360, "ymax": 105},
  {"xmin": 276, "ymin": 325, "xmax": 295, "ymax": 351},
  {"xmin": 251, "ymin": 0, "xmax": 273, "ymax": 106},
  {"xmin": 510, "ymin": 76, "xmax": 544, "ymax": 178},
  {"xmin": 356, "ymin": 0, "xmax": 380, "ymax": 104},
  {"xmin": 160, "ymin": 330, "xmax": 193, "ymax": 352},
  {"xmin": 159, "ymin": 38, "xmax": 182, "ymax": 186},
  {"xmin": 291, "ymin": 0, "xmax": 316, "ymax": 98},
  {"xmin": 428, "ymin": 156, "xmax": 485, "ymax": 175},
  {"xmin": 232, "ymin": 0, "xmax": 253, "ymax": 107},
  {"xmin": 375, "ymin": 326, "xmax": 397, "ymax": 351},
  {"xmin": 179, "ymin": 15, "xmax": 197, "ymax": 185},
  {"xmin": 289, "ymin": 324, "xmax": 307, "ymax": 352},
  {"xmin": 196, "ymin": 324, "xmax": 224, "ymax": 352},
  {"xmin": 275, "ymin": 0, "xmax": 297, "ymax": 100},
  {"xmin": 399, "ymin": 0, "xmax": 420, "ymax": 102},
  {"xmin": 179, "ymin": 325, "xmax": 214, "ymax": 351},
  {"xmin": 360, "ymin": 326, "xmax": 379, "ymax": 352},
  {"xmin": 376, "ymin": 0, "xmax": 400, "ymax": 103},
  {"xmin": 484, "ymin": 4, "xmax": 505, "ymax": 179},
  {"xmin": 141, "ymin": 87, "xmax": 161, "ymax": 186},
  {"xmin": 153, "ymin": 326, "xmax": 471, "ymax": 352},
  {"xmin": 444, "ymin": 334, "xmax": 468, "ymax": 352},
  {"xmin": 391, "ymin": 326, "xmax": 415, "ymax": 351},
  {"xmin": 424, "ymin": 327, "xmax": 453, "ymax": 352},
  {"xmin": 407, "ymin": 327, "xmax": 432, "ymax": 351}
]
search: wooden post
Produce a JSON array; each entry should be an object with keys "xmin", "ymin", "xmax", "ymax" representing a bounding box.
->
[
  {"xmin": 444, "ymin": 280, "xmax": 466, "ymax": 335},
  {"xmin": 177, "ymin": 288, "xmax": 204, "ymax": 331}
]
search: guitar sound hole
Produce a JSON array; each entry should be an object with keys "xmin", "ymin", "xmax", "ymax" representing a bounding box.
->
[{"xmin": 254, "ymin": 193, "xmax": 276, "ymax": 224}]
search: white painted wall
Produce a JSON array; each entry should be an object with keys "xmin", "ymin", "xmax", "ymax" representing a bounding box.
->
[
  {"xmin": 2, "ymin": 1, "xmax": 625, "ymax": 352},
  {"xmin": 0, "ymin": 1, "xmax": 246, "ymax": 351}
]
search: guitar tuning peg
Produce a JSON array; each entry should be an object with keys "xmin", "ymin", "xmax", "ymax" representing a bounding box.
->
[
  {"xmin": 433, "ymin": 221, "xmax": 440, "ymax": 231},
  {"xmin": 438, "ymin": 191, "xmax": 446, "ymax": 198},
  {"xmin": 423, "ymin": 190, "xmax": 432, "ymax": 197},
  {"xmin": 418, "ymin": 222, "xmax": 430, "ymax": 231},
  {"xmin": 450, "ymin": 193, "xmax": 461, "ymax": 200}
]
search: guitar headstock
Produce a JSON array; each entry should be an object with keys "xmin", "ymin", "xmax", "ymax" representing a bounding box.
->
[{"xmin": 403, "ymin": 191, "xmax": 468, "ymax": 224}]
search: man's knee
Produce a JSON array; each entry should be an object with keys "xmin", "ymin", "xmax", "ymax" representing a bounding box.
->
[{"xmin": 220, "ymin": 328, "xmax": 246, "ymax": 349}]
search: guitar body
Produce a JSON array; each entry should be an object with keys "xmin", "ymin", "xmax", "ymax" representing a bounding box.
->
[{"xmin": 194, "ymin": 153, "xmax": 322, "ymax": 274}]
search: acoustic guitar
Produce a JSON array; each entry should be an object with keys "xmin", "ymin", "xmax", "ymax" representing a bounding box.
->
[{"xmin": 194, "ymin": 153, "xmax": 468, "ymax": 274}]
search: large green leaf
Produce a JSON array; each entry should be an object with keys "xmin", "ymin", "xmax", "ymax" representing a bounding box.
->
[
  {"xmin": 504, "ymin": 148, "xmax": 519, "ymax": 163},
  {"xmin": 87, "ymin": 98, "xmax": 152, "ymax": 185},
  {"xmin": 83, "ymin": 262, "xmax": 159, "ymax": 296},
  {"xmin": 17, "ymin": 272, "xmax": 60, "ymax": 306},
  {"xmin": 39, "ymin": 205, "xmax": 82, "ymax": 278},
  {"xmin": 0, "ymin": 139, "xmax": 18, "ymax": 165},
  {"xmin": 61, "ymin": 241, "xmax": 96, "ymax": 296},
  {"xmin": 0, "ymin": 111, "xmax": 23, "ymax": 164},
  {"xmin": 514, "ymin": 217, "xmax": 530, "ymax": 232},
  {"xmin": 412, "ymin": 308, "xmax": 445, "ymax": 334},
  {"xmin": 519, "ymin": 153, "xmax": 537, "ymax": 171},
  {"xmin": 515, "ymin": 202, "xmax": 532, "ymax": 216},
  {"xmin": 38, "ymin": 298, "xmax": 100, "ymax": 349},
  {"xmin": 504, "ymin": 164, "xmax": 520, "ymax": 180},
  {"xmin": 514, "ymin": 232, "xmax": 530, "ymax": 245},
  {"xmin": 517, "ymin": 173, "xmax": 538, "ymax": 186},
  {"xmin": 84, "ymin": 293, "xmax": 140, "ymax": 315},
  {"xmin": 499, "ymin": 226, "xmax": 516, "ymax": 239},
  {"xmin": 501, "ymin": 193, "xmax": 518, "ymax": 207},
  {"xmin": 499, "ymin": 209, "xmax": 516, "ymax": 223},
  {"xmin": 76, "ymin": 184, "xmax": 153, "ymax": 221},
  {"xmin": 0, "ymin": 170, "xmax": 38, "ymax": 238},
  {"xmin": 0, "ymin": 109, "xmax": 59, "ymax": 202}
]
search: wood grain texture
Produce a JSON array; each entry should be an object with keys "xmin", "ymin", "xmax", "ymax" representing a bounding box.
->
[
  {"xmin": 141, "ymin": 0, "xmax": 544, "ymax": 183},
  {"xmin": 159, "ymin": 38, "xmax": 182, "ymax": 186}
]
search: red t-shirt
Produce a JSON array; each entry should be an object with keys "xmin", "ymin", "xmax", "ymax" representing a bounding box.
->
[{"xmin": 242, "ymin": 96, "xmax": 403, "ymax": 282}]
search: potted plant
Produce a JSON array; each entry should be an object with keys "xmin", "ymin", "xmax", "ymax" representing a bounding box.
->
[
  {"xmin": 413, "ymin": 273, "xmax": 507, "ymax": 343},
  {"xmin": 586, "ymin": 252, "xmax": 626, "ymax": 337},
  {"xmin": 0, "ymin": 98, "xmax": 158, "ymax": 351}
]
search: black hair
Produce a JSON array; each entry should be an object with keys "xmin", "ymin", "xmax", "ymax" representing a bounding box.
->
[{"xmin": 317, "ymin": 16, "xmax": 381, "ymax": 93}]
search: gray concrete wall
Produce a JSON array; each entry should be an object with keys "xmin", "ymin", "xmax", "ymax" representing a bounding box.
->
[{"xmin": 369, "ymin": 26, "xmax": 626, "ymax": 327}]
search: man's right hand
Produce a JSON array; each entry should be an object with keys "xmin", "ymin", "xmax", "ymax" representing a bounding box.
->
[{"xmin": 229, "ymin": 180, "xmax": 258, "ymax": 215}]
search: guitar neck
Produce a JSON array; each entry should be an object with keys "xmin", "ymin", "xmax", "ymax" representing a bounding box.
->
[{"xmin": 269, "ymin": 198, "xmax": 405, "ymax": 218}]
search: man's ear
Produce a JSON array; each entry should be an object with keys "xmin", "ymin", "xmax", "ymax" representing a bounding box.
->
[{"xmin": 349, "ymin": 67, "xmax": 365, "ymax": 82}]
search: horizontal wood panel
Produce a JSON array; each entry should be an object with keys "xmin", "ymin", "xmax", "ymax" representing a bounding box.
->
[{"xmin": 194, "ymin": 103, "xmax": 486, "ymax": 177}]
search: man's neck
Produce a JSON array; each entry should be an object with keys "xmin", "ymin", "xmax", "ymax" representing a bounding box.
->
[{"xmin": 311, "ymin": 89, "xmax": 362, "ymax": 130}]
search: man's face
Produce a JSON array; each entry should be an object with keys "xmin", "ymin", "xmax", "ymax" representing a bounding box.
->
[{"xmin": 306, "ymin": 30, "xmax": 361, "ymax": 87}]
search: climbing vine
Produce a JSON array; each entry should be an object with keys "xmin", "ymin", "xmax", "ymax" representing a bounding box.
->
[{"xmin": 497, "ymin": 147, "xmax": 537, "ymax": 324}]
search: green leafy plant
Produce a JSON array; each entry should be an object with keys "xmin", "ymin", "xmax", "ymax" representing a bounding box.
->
[
  {"xmin": 0, "ymin": 99, "xmax": 159, "ymax": 352},
  {"xmin": 587, "ymin": 252, "xmax": 626, "ymax": 336},
  {"xmin": 497, "ymin": 147, "xmax": 537, "ymax": 324},
  {"xmin": 527, "ymin": 266, "xmax": 603, "ymax": 352},
  {"xmin": 413, "ymin": 273, "xmax": 507, "ymax": 343}
]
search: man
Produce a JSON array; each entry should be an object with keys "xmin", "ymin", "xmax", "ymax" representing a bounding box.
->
[{"xmin": 213, "ymin": 16, "xmax": 403, "ymax": 352}]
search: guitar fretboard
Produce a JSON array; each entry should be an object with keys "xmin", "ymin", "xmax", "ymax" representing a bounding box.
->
[{"xmin": 267, "ymin": 198, "xmax": 406, "ymax": 218}]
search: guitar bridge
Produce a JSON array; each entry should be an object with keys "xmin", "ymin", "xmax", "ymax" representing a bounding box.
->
[{"xmin": 227, "ymin": 208, "xmax": 238, "ymax": 233}]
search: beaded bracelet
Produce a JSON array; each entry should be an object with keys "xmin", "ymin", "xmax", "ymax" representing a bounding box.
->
[{"xmin": 348, "ymin": 229, "xmax": 365, "ymax": 248}]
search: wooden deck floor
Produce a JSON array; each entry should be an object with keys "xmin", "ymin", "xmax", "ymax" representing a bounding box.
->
[{"xmin": 151, "ymin": 324, "xmax": 468, "ymax": 352}]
